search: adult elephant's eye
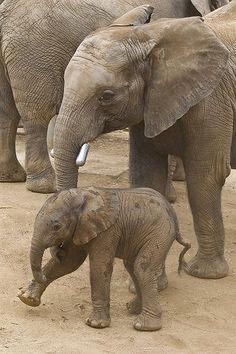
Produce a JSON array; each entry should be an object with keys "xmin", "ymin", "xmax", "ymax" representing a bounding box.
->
[
  {"xmin": 53, "ymin": 221, "xmax": 62, "ymax": 232},
  {"xmin": 99, "ymin": 90, "xmax": 115, "ymax": 104}
]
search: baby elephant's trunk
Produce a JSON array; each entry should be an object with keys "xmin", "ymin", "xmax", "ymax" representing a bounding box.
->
[{"xmin": 175, "ymin": 231, "xmax": 191, "ymax": 274}]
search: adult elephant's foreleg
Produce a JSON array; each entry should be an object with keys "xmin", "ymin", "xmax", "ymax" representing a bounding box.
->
[
  {"xmin": 129, "ymin": 124, "xmax": 168, "ymax": 195},
  {"xmin": 24, "ymin": 120, "xmax": 56, "ymax": 193},
  {"xmin": 0, "ymin": 60, "xmax": 26, "ymax": 182},
  {"xmin": 184, "ymin": 156, "xmax": 230, "ymax": 279}
]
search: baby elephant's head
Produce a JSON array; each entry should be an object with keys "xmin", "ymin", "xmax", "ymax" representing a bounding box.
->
[{"xmin": 30, "ymin": 188, "xmax": 119, "ymax": 283}]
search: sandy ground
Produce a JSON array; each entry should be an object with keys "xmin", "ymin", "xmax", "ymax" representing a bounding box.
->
[{"xmin": 0, "ymin": 131, "xmax": 236, "ymax": 354}]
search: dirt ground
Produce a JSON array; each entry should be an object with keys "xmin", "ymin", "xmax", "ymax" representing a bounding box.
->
[{"xmin": 0, "ymin": 131, "xmax": 236, "ymax": 354}]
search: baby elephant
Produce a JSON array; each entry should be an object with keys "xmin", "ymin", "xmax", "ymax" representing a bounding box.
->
[{"xmin": 19, "ymin": 187, "xmax": 190, "ymax": 331}]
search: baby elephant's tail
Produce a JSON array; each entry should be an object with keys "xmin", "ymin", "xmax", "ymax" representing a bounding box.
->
[{"xmin": 176, "ymin": 231, "xmax": 191, "ymax": 275}]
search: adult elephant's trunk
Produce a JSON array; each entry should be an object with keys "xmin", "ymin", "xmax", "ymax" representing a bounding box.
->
[
  {"xmin": 30, "ymin": 236, "xmax": 47, "ymax": 284},
  {"xmin": 54, "ymin": 101, "xmax": 103, "ymax": 191},
  {"xmin": 54, "ymin": 123, "xmax": 79, "ymax": 191}
]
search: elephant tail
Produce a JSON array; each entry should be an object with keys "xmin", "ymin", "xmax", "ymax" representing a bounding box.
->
[{"xmin": 175, "ymin": 230, "xmax": 191, "ymax": 275}]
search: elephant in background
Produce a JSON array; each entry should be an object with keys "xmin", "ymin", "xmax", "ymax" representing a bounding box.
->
[
  {"xmin": 53, "ymin": 2, "xmax": 236, "ymax": 280},
  {"xmin": 18, "ymin": 187, "xmax": 190, "ymax": 331},
  {"xmin": 0, "ymin": 0, "xmax": 228, "ymax": 193}
]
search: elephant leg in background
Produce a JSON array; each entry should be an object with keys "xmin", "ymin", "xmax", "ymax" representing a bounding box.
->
[
  {"xmin": 166, "ymin": 155, "xmax": 186, "ymax": 203},
  {"xmin": 132, "ymin": 248, "xmax": 162, "ymax": 331},
  {"xmin": 18, "ymin": 242, "xmax": 87, "ymax": 307},
  {"xmin": 166, "ymin": 155, "xmax": 177, "ymax": 203},
  {"xmin": 184, "ymin": 155, "xmax": 230, "ymax": 279},
  {"xmin": 0, "ymin": 60, "xmax": 26, "ymax": 182},
  {"xmin": 172, "ymin": 155, "xmax": 186, "ymax": 181},
  {"xmin": 129, "ymin": 124, "xmax": 168, "ymax": 195},
  {"xmin": 23, "ymin": 120, "xmax": 56, "ymax": 193},
  {"xmin": 47, "ymin": 115, "xmax": 57, "ymax": 151}
]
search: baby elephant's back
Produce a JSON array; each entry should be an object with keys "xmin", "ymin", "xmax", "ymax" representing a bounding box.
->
[{"xmin": 118, "ymin": 188, "xmax": 178, "ymax": 242}]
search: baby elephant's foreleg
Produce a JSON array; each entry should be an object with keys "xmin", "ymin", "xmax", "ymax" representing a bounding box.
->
[
  {"xmin": 86, "ymin": 250, "xmax": 115, "ymax": 329},
  {"xmin": 18, "ymin": 243, "xmax": 86, "ymax": 307}
]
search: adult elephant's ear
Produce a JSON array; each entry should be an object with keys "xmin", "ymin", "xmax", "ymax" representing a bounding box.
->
[
  {"xmin": 140, "ymin": 17, "xmax": 229, "ymax": 138},
  {"xmin": 191, "ymin": 0, "xmax": 229, "ymax": 16},
  {"xmin": 111, "ymin": 4, "xmax": 154, "ymax": 27},
  {"xmin": 72, "ymin": 188, "xmax": 120, "ymax": 246}
]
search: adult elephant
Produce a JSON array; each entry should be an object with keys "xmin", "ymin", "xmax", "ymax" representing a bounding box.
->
[
  {"xmin": 53, "ymin": 2, "xmax": 236, "ymax": 280},
  {"xmin": 0, "ymin": 0, "xmax": 228, "ymax": 193}
]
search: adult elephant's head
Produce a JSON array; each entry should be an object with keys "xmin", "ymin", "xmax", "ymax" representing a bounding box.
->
[{"xmin": 54, "ymin": 5, "xmax": 229, "ymax": 190}]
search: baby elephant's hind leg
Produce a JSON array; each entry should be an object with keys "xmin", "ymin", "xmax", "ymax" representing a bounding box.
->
[
  {"xmin": 128, "ymin": 264, "xmax": 168, "ymax": 294},
  {"xmin": 124, "ymin": 260, "xmax": 142, "ymax": 315},
  {"xmin": 133, "ymin": 250, "xmax": 162, "ymax": 331}
]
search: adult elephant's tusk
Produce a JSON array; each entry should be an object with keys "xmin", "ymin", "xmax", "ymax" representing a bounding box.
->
[
  {"xmin": 50, "ymin": 143, "xmax": 90, "ymax": 167},
  {"xmin": 76, "ymin": 143, "xmax": 90, "ymax": 167},
  {"xmin": 50, "ymin": 148, "xmax": 54, "ymax": 158}
]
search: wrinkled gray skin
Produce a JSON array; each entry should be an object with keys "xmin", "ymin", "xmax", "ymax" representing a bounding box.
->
[
  {"xmin": 18, "ymin": 187, "xmax": 190, "ymax": 331},
  {"xmin": 0, "ymin": 0, "xmax": 227, "ymax": 193},
  {"xmin": 167, "ymin": 156, "xmax": 185, "ymax": 203},
  {"xmin": 53, "ymin": 2, "xmax": 236, "ymax": 281}
]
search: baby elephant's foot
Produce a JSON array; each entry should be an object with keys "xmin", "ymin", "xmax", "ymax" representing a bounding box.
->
[
  {"xmin": 126, "ymin": 296, "xmax": 142, "ymax": 315},
  {"xmin": 86, "ymin": 309, "xmax": 111, "ymax": 329},
  {"xmin": 134, "ymin": 311, "xmax": 162, "ymax": 331},
  {"xmin": 18, "ymin": 280, "xmax": 44, "ymax": 307}
]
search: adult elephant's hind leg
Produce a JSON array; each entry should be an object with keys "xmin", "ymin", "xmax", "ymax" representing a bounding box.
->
[
  {"xmin": 24, "ymin": 120, "xmax": 56, "ymax": 193},
  {"xmin": 184, "ymin": 155, "xmax": 230, "ymax": 279},
  {"xmin": 0, "ymin": 60, "xmax": 26, "ymax": 182}
]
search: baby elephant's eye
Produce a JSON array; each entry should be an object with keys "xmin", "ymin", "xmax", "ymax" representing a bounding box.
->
[
  {"xmin": 99, "ymin": 90, "xmax": 115, "ymax": 104},
  {"xmin": 53, "ymin": 222, "xmax": 62, "ymax": 232}
]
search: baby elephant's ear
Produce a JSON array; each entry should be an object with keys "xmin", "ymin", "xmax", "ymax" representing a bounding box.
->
[
  {"xmin": 73, "ymin": 188, "xmax": 120, "ymax": 246},
  {"xmin": 111, "ymin": 5, "xmax": 154, "ymax": 27}
]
